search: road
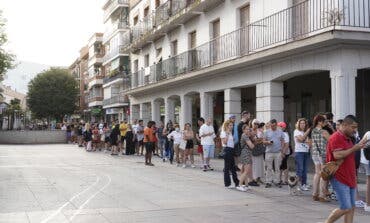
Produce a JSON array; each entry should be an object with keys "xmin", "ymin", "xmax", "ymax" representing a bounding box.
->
[{"xmin": 0, "ymin": 144, "xmax": 368, "ymax": 223}]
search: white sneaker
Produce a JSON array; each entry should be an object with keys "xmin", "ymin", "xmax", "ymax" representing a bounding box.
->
[
  {"xmin": 191, "ymin": 164, "xmax": 196, "ymax": 168},
  {"xmin": 236, "ymin": 186, "xmax": 247, "ymax": 192},
  {"xmin": 365, "ymin": 204, "xmax": 370, "ymax": 212},
  {"xmin": 301, "ymin": 184, "xmax": 310, "ymax": 191},
  {"xmin": 226, "ymin": 185, "xmax": 235, "ymax": 189},
  {"xmin": 355, "ymin": 200, "xmax": 366, "ymax": 208},
  {"xmin": 182, "ymin": 164, "xmax": 186, "ymax": 168}
]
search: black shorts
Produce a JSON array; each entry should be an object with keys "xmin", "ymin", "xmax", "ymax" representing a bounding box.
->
[
  {"xmin": 185, "ymin": 140, "xmax": 194, "ymax": 149},
  {"xmin": 144, "ymin": 142, "xmax": 155, "ymax": 153},
  {"xmin": 280, "ymin": 154, "xmax": 289, "ymax": 170}
]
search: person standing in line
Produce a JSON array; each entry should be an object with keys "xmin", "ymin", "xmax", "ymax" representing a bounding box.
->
[
  {"xmin": 264, "ymin": 119, "xmax": 285, "ymax": 188},
  {"xmin": 183, "ymin": 123, "xmax": 195, "ymax": 168},
  {"xmin": 167, "ymin": 124, "xmax": 183, "ymax": 166},
  {"xmin": 83, "ymin": 123, "xmax": 93, "ymax": 152},
  {"xmin": 125, "ymin": 124, "xmax": 135, "ymax": 155},
  {"xmin": 250, "ymin": 119, "xmax": 266, "ymax": 185},
  {"xmin": 278, "ymin": 122, "xmax": 290, "ymax": 185},
  {"xmin": 136, "ymin": 120, "xmax": 145, "ymax": 155},
  {"xmin": 360, "ymin": 131, "xmax": 370, "ymax": 212},
  {"xmin": 119, "ymin": 119, "xmax": 128, "ymax": 154},
  {"xmin": 239, "ymin": 124, "xmax": 257, "ymax": 189},
  {"xmin": 144, "ymin": 121, "xmax": 156, "ymax": 166},
  {"xmin": 220, "ymin": 120, "xmax": 242, "ymax": 191},
  {"xmin": 196, "ymin": 118, "xmax": 205, "ymax": 167},
  {"xmin": 92, "ymin": 125, "xmax": 100, "ymax": 152},
  {"xmin": 311, "ymin": 114, "xmax": 331, "ymax": 202},
  {"xmin": 109, "ymin": 124, "xmax": 120, "ymax": 155},
  {"xmin": 324, "ymin": 115, "xmax": 366, "ymax": 223},
  {"xmin": 294, "ymin": 118, "xmax": 311, "ymax": 191},
  {"xmin": 157, "ymin": 121, "xmax": 166, "ymax": 159},
  {"xmin": 162, "ymin": 121, "xmax": 174, "ymax": 162},
  {"xmin": 199, "ymin": 117, "xmax": 216, "ymax": 171}
]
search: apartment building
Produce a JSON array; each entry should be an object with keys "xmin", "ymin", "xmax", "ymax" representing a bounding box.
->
[
  {"xmin": 87, "ymin": 33, "xmax": 105, "ymax": 123},
  {"xmin": 69, "ymin": 46, "xmax": 90, "ymax": 120},
  {"xmin": 102, "ymin": 0, "xmax": 131, "ymax": 123},
  {"xmin": 124, "ymin": 0, "xmax": 370, "ymax": 133}
]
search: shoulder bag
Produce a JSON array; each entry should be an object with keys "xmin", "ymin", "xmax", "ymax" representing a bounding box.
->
[{"xmin": 321, "ymin": 159, "xmax": 344, "ymax": 181}]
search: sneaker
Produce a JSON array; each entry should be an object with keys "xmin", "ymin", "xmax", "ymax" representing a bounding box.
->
[
  {"xmin": 226, "ymin": 185, "xmax": 235, "ymax": 189},
  {"xmin": 265, "ymin": 183, "xmax": 272, "ymax": 188},
  {"xmin": 191, "ymin": 164, "xmax": 196, "ymax": 168},
  {"xmin": 274, "ymin": 182, "xmax": 282, "ymax": 188},
  {"xmin": 207, "ymin": 165, "xmax": 214, "ymax": 170},
  {"xmin": 236, "ymin": 186, "xmax": 247, "ymax": 192},
  {"xmin": 355, "ymin": 200, "xmax": 366, "ymax": 208},
  {"xmin": 301, "ymin": 184, "xmax": 310, "ymax": 191},
  {"xmin": 248, "ymin": 181, "xmax": 260, "ymax": 187},
  {"xmin": 364, "ymin": 204, "xmax": 370, "ymax": 212},
  {"xmin": 182, "ymin": 164, "xmax": 186, "ymax": 168},
  {"xmin": 163, "ymin": 158, "xmax": 165, "ymax": 162}
]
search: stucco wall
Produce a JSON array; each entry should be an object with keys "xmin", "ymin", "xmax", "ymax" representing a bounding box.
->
[{"xmin": 0, "ymin": 131, "xmax": 67, "ymax": 144}]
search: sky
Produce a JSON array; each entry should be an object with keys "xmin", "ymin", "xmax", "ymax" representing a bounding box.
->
[{"xmin": 0, "ymin": 0, "xmax": 106, "ymax": 67}]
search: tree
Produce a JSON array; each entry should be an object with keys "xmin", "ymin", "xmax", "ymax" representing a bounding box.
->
[
  {"xmin": 0, "ymin": 10, "xmax": 15, "ymax": 82},
  {"xmin": 27, "ymin": 68, "xmax": 78, "ymax": 122}
]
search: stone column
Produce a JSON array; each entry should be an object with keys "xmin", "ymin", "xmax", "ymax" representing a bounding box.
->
[
  {"xmin": 151, "ymin": 100, "xmax": 161, "ymax": 124},
  {"xmin": 180, "ymin": 94, "xmax": 193, "ymax": 128},
  {"xmin": 164, "ymin": 97, "xmax": 175, "ymax": 125},
  {"xmin": 330, "ymin": 68, "xmax": 357, "ymax": 120},
  {"xmin": 224, "ymin": 88, "xmax": 241, "ymax": 122},
  {"xmin": 256, "ymin": 81, "xmax": 284, "ymax": 122},
  {"xmin": 200, "ymin": 91, "xmax": 214, "ymax": 120}
]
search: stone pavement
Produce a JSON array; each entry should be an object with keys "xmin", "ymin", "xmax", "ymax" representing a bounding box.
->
[{"xmin": 0, "ymin": 144, "xmax": 368, "ymax": 223}]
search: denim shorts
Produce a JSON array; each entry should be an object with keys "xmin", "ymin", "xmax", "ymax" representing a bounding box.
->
[
  {"xmin": 365, "ymin": 162, "xmax": 370, "ymax": 176},
  {"xmin": 203, "ymin": 145, "xmax": 215, "ymax": 159},
  {"xmin": 330, "ymin": 178, "xmax": 355, "ymax": 210}
]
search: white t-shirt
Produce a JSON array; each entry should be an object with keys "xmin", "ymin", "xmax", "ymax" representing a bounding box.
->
[
  {"xmin": 167, "ymin": 131, "xmax": 182, "ymax": 145},
  {"xmin": 361, "ymin": 131, "xmax": 370, "ymax": 165},
  {"xmin": 199, "ymin": 124, "xmax": 216, "ymax": 146},
  {"xmin": 220, "ymin": 131, "xmax": 234, "ymax": 148},
  {"xmin": 283, "ymin": 132, "xmax": 290, "ymax": 155},
  {"xmin": 294, "ymin": 129, "xmax": 309, "ymax": 153}
]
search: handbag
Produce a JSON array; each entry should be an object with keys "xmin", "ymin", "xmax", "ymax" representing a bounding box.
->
[
  {"xmin": 252, "ymin": 143, "xmax": 266, "ymax": 156},
  {"xmin": 179, "ymin": 139, "xmax": 187, "ymax": 150},
  {"xmin": 321, "ymin": 159, "xmax": 344, "ymax": 181}
]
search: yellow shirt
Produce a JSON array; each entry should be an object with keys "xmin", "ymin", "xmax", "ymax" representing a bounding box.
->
[{"xmin": 119, "ymin": 123, "xmax": 128, "ymax": 136}]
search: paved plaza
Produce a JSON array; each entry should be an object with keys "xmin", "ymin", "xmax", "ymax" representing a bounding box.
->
[{"xmin": 0, "ymin": 144, "xmax": 368, "ymax": 223}]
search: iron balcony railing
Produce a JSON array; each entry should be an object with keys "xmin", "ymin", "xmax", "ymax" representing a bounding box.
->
[
  {"xmin": 104, "ymin": 0, "xmax": 129, "ymax": 21},
  {"xmin": 103, "ymin": 45, "xmax": 128, "ymax": 63},
  {"xmin": 103, "ymin": 21, "xmax": 129, "ymax": 43},
  {"xmin": 88, "ymin": 96, "xmax": 104, "ymax": 103},
  {"xmin": 132, "ymin": 0, "xmax": 196, "ymax": 40},
  {"xmin": 103, "ymin": 93, "xmax": 129, "ymax": 106},
  {"xmin": 130, "ymin": 0, "xmax": 370, "ymax": 89},
  {"xmin": 104, "ymin": 73, "xmax": 125, "ymax": 84}
]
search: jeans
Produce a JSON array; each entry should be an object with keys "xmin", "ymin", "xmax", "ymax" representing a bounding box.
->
[
  {"xmin": 330, "ymin": 178, "xmax": 355, "ymax": 210},
  {"xmin": 166, "ymin": 140, "xmax": 174, "ymax": 162},
  {"xmin": 223, "ymin": 147, "xmax": 239, "ymax": 187},
  {"xmin": 295, "ymin": 152, "xmax": 309, "ymax": 185},
  {"xmin": 159, "ymin": 138, "xmax": 167, "ymax": 158}
]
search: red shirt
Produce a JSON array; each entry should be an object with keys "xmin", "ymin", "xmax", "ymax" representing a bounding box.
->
[{"xmin": 326, "ymin": 131, "xmax": 356, "ymax": 187}]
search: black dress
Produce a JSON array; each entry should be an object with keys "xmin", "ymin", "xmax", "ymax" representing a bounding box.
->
[{"xmin": 125, "ymin": 130, "xmax": 135, "ymax": 155}]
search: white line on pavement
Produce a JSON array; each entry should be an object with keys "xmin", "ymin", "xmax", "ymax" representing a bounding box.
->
[
  {"xmin": 40, "ymin": 175, "xmax": 100, "ymax": 223},
  {"xmin": 69, "ymin": 174, "xmax": 112, "ymax": 221}
]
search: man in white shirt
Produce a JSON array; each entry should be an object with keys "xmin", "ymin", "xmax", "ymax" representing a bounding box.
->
[
  {"xmin": 361, "ymin": 131, "xmax": 370, "ymax": 212},
  {"xmin": 199, "ymin": 117, "xmax": 216, "ymax": 171}
]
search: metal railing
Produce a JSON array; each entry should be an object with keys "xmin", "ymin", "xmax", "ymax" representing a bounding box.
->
[
  {"xmin": 132, "ymin": 0, "xmax": 197, "ymax": 41},
  {"xmin": 103, "ymin": 45, "xmax": 128, "ymax": 63},
  {"xmin": 103, "ymin": 21, "xmax": 129, "ymax": 43},
  {"xmin": 130, "ymin": 0, "xmax": 370, "ymax": 89},
  {"xmin": 103, "ymin": 94, "xmax": 129, "ymax": 106},
  {"xmin": 103, "ymin": 73, "xmax": 125, "ymax": 84},
  {"xmin": 104, "ymin": 0, "xmax": 129, "ymax": 21},
  {"xmin": 88, "ymin": 96, "xmax": 103, "ymax": 103}
]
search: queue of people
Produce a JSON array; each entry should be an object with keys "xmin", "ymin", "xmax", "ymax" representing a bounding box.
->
[{"xmin": 70, "ymin": 110, "xmax": 370, "ymax": 223}]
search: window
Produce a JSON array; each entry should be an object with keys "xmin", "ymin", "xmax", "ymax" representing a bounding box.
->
[
  {"xmin": 189, "ymin": 31, "xmax": 196, "ymax": 49},
  {"xmin": 212, "ymin": 19, "xmax": 220, "ymax": 39},
  {"xmin": 155, "ymin": 0, "xmax": 161, "ymax": 9},
  {"xmin": 144, "ymin": 7, "xmax": 150, "ymax": 17},
  {"xmin": 156, "ymin": 48, "xmax": 162, "ymax": 57},
  {"xmin": 239, "ymin": 5, "xmax": 250, "ymax": 27},
  {"xmin": 144, "ymin": 54, "xmax": 149, "ymax": 67},
  {"xmin": 133, "ymin": 16, "xmax": 139, "ymax": 25},
  {"xmin": 134, "ymin": 59, "xmax": 139, "ymax": 72},
  {"xmin": 171, "ymin": 40, "xmax": 178, "ymax": 56}
]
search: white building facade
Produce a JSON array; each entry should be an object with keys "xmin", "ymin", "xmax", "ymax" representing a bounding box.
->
[
  {"xmin": 102, "ymin": 0, "xmax": 131, "ymax": 123},
  {"xmin": 125, "ymin": 0, "xmax": 370, "ymax": 133}
]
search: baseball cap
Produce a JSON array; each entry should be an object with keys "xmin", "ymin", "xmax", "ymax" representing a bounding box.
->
[
  {"xmin": 229, "ymin": 114, "xmax": 236, "ymax": 119},
  {"xmin": 278, "ymin": 122, "xmax": 287, "ymax": 129}
]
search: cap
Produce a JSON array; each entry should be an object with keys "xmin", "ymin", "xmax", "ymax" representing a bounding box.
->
[
  {"xmin": 228, "ymin": 114, "xmax": 236, "ymax": 119},
  {"xmin": 278, "ymin": 122, "xmax": 287, "ymax": 129}
]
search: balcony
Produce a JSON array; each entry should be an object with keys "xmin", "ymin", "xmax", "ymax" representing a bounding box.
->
[
  {"xmin": 103, "ymin": 21, "xmax": 129, "ymax": 44},
  {"xmin": 129, "ymin": 0, "xmax": 370, "ymax": 90},
  {"xmin": 88, "ymin": 75, "xmax": 104, "ymax": 89},
  {"xmin": 102, "ymin": 93, "xmax": 129, "ymax": 108},
  {"xmin": 103, "ymin": 0, "xmax": 129, "ymax": 22},
  {"xmin": 128, "ymin": 0, "xmax": 225, "ymax": 52},
  {"xmin": 103, "ymin": 45, "xmax": 128, "ymax": 65},
  {"xmin": 88, "ymin": 96, "xmax": 103, "ymax": 107},
  {"xmin": 88, "ymin": 53, "xmax": 104, "ymax": 67}
]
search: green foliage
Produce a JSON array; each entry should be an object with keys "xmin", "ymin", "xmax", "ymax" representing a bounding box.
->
[
  {"xmin": 0, "ymin": 10, "xmax": 15, "ymax": 81},
  {"xmin": 27, "ymin": 68, "xmax": 78, "ymax": 121}
]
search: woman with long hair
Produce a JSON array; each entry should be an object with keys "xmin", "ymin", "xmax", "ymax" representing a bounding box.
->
[
  {"xmin": 183, "ymin": 123, "xmax": 195, "ymax": 168},
  {"xmin": 220, "ymin": 120, "xmax": 243, "ymax": 191},
  {"xmin": 239, "ymin": 124, "xmax": 256, "ymax": 189},
  {"xmin": 83, "ymin": 123, "xmax": 93, "ymax": 152},
  {"xmin": 167, "ymin": 124, "xmax": 183, "ymax": 166},
  {"xmin": 311, "ymin": 114, "xmax": 331, "ymax": 202},
  {"xmin": 294, "ymin": 118, "xmax": 311, "ymax": 191},
  {"xmin": 110, "ymin": 124, "xmax": 120, "ymax": 155}
]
